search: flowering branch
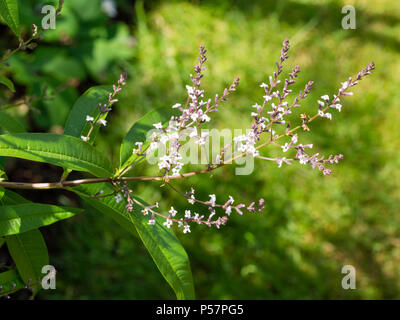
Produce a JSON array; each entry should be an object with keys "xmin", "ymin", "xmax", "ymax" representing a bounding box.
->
[{"xmin": 0, "ymin": 41, "xmax": 375, "ymax": 233}]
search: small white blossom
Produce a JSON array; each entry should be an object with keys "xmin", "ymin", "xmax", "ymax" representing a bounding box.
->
[
  {"xmin": 153, "ymin": 122, "xmax": 163, "ymax": 130},
  {"xmin": 190, "ymin": 113, "xmax": 199, "ymax": 121},
  {"xmin": 148, "ymin": 219, "xmax": 156, "ymax": 225},
  {"xmin": 172, "ymin": 103, "xmax": 181, "ymax": 108},
  {"xmin": 201, "ymin": 114, "xmax": 211, "ymax": 122},
  {"xmin": 114, "ymin": 194, "xmax": 123, "ymax": 203},
  {"xmin": 163, "ymin": 219, "xmax": 173, "ymax": 228},
  {"xmin": 183, "ymin": 224, "xmax": 191, "ymax": 234},
  {"xmin": 185, "ymin": 210, "xmax": 191, "ymax": 218},
  {"xmin": 86, "ymin": 115, "xmax": 94, "ymax": 122},
  {"xmin": 260, "ymin": 82, "xmax": 268, "ymax": 88},
  {"xmin": 169, "ymin": 207, "xmax": 177, "ymax": 217},
  {"xmin": 263, "ymin": 95, "xmax": 272, "ymax": 102},
  {"xmin": 81, "ymin": 136, "xmax": 90, "ymax": 142},
  {"xmin": 332, "ymin": 104, "xmax": 342, "ymax": 112},
  {"xmin": 149, "ymin": 141, "xmax": 158, "ymax": 151},
  {"xmin": 281, "ymin": 143, "xmax": 290, "ymax": 152},
  {"xmin": 98, "ymin": 119, "xmax": 107, "ymax": 126},
  {"xmin": 209, "ymin": 194, "xmax": 216, "ymax": 207}
]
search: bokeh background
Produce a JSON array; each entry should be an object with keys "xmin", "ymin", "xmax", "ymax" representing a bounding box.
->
[{"xmin": 1, "ymin": 0, "xmax": 399, "ymax": 299}]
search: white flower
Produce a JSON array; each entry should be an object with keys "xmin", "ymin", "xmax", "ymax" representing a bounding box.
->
[
  {"xmin": 298, "ymin": 155, "xmax": 308, "ymax": 164},
  {"xmin": 163, "ymin": 219, "xmax": 173, "ymax": 228},
  {"xmin": 229, "ymin": 195, "xmax": 234, "ymax": 204},
  {"xmin": 98, "ymin": 119, "xmax": 107, "ymax": 126},
  {"xmin": 225, "ymin": 206, "xmax": 232, "ymax": 215},
  {"xmin": 185, "ymin": 210, "xmax": 191, "ymax": 218},
  {"xmin": 169, "ymin": 207, "xmax": 177, "ymax": 217},
  {"xmin": 195, "ymin": 132, "xmax": 208, "ymax": 146},
  {"xmin": 148, "ymin": 219, "xmax": 156, "ymax": 225},
  {"xmin": 281, "ymin": 143, "xmax": 290, "ymax": 153},
  {"xmin": 81, "ymin": 136, "xmax": 90, "ymax": 142},
  {"xmin": 324, "ymin": 113, "xmax": 332, "ymax": 120},
  {"xmin": 201, "ymin": 114, "xmax": 211, "ymax": 122},
  {"xmin": 183, "ymin": 224, "xmax": 191, "ymax": 234},
  {"xmin": 321, "ymin": 95, "xmax": 329, "ymax": 101},
  {"xmin": 332, "ymin": 104, "xmax": 342, "ymax": 112},
  {"xmin": 172, "ymin": 103, "xmax": 181, "ymax": 109},
  {"xmin": 172, "ymin": 168, "xmax": 181, "ymax": 176},
  {"xmin": 153, "ymin": 122, "xmax": 163, "ymax": 130},
  {"xmin": 190, "ymin": 113, "xmax": 199, "ymax": 121},
  {"xmin": 141, "ymin": 208, "xmax": 149, "ymax": 215},
  {"xmin": 186, "ymin": 85, "xmax": 195, "ymax": 97},
  {"xmin": 188, "ymin": 194, "xmax": 196, "ymax": 204},
  {"xmin": 149, "ymin": 141, "xmax": 158, "ymax": 151},
  {"xmin": 209, "ymin": 194, "xmax": 216, "ymax": 207},
  {"xmin": 291, "ymin": 135, "xmax": 298, "ymax": 144},
  {"xmin": 86, "ymin": 115, "xmax": 94, "ymax": 122},
  {"xmin": 276, "ymin": 157, "xmax": 287, "ymax": 168},
  {"xmin": 263, "ymin": 95, "xmax": 272, "ymax": 102},
  {"xmin": 260, "ymin": 82, "xmax": 268, "ymax": 88},
  {"xmin": 159, "ymin": 134, "xmax": 169, "ymax": 145},
  {"xmin": 318, "ymin": 100, "xmax": 325, "ymax": 108},
  {"xmin": 114, "ymin": 194, "xmax": 123, "ymax": 203}
]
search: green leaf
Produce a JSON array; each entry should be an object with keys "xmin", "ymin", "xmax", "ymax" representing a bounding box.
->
[
  {"xmin": 0, "ymin": 133, "xmax": 113, "ymax": 177},
  {"xmin": 72, "ymin": 182, "xmax": 195, "ymax": 300},
  {"xmin": 0, "ymin": 110, "xmax": 25, "ymax": 133},
  {"xmin": 0, "ymin": 269, "xmax": 25, "ymax": 296},
  {"xmin": 0, "ymin": 203, "xmax": 82, "ymax": 237},
  {"xmin": 0, "ymin": 74, "xmax": 15, "ymax": 92},
  {"xmin": 6, "ymin": 229, "xmax": 49, "ymax": 293},
  {"xmin": 64, "ymin": 85, "xmax": 112, "ymax": 141},
  {"xmin": 0, "ymin": 0, "xmax": 20, "ymax": 37},
  {"xmin": 0, "ymin": 188, "xmax": 28, "ymax": 205},
  {"xmin": 119, "ymin": 107, "xmax": 177, "ymax": 173}
]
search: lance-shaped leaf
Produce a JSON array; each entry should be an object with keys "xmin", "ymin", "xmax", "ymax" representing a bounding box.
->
[
  {"xmin": 0, "ymin": 133, "xmax": 113, "ymax": 177},
  {"xmin": 0, "ymin": 203, "xmax": 82, "ymax": 237},
  {"xmin": 6, "ymin": 229, "xmax": 49, "ymax": 294},
  {"xmin": 0, "ymin": 74, "xmax": 15, "ymax": 92},
  {"xmin": 72, "ymin": 182, "xmax": 195, "ymax": 300},
  {"xmin": 119, "ymin": 107, "xmax": 176, "ymax": 173},
  {"xmin": 64, "ymin": 85, "xmax": 112, "ymax": 141},
  {"xmin": 0, "ymin": 188, "xmax": 27, "ymax": 205},
  {"xmin": 0, "ymin": 0, "xmax": 20, "ymax": 37}
]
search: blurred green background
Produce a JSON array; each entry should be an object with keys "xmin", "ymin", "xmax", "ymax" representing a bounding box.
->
[{"xmin": 1, "ymin": 0, "xmax": 399, "ymax": 299}]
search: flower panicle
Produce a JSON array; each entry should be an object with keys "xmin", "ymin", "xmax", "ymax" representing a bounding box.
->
[{"xmin": 102, "ymin": 42, "xmax": 374, "ymax": 234}]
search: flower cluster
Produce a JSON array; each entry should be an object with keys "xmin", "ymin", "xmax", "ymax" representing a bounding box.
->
[
  {"xmin": 81, "ymin": 72, "xmax": 127, "ymax": 142},
  {"xmin": 117, "ymin": 180, "xmax": 265, "ymax": 233},
  {"xmin": 91, "ymin": 41, "xmax": 373, "ymax": 234}
]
